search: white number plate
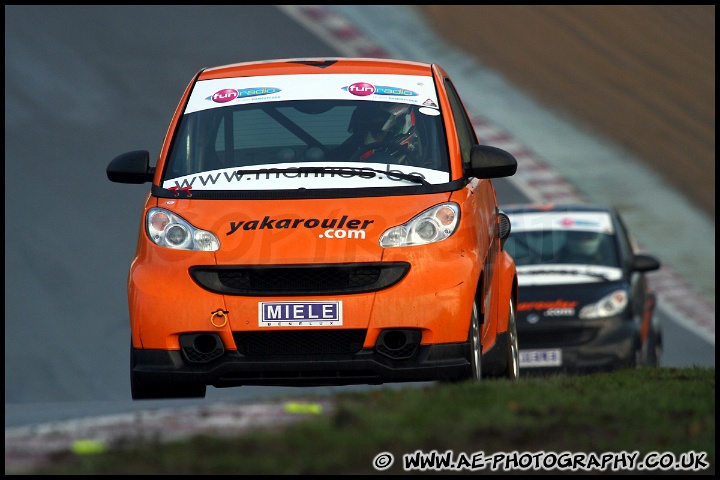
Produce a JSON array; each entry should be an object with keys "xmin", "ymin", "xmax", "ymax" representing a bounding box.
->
[
  {"xmin": 259, "ymin": 301, "xmax": 342, "ymax": 327},
  {"xmin": 519, "ymin": 349, "xmax": 562, "ymax": 367}
]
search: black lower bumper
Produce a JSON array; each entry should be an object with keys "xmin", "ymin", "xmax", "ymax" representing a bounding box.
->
[
  {"xmin": 132, "ymin": 342, "xmax": 472, "ymax": 388},
  {"xmin": 518, "ymin": 321, "xmax": 638, "ymax": 374}
]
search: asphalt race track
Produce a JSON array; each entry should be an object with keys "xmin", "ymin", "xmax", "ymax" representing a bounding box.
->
[{"xmin": 4, "ymin": 6, "xmax": 714, "ymax": 431}]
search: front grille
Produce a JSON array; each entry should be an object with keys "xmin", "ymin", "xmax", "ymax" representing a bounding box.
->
[
  {"xmin": 182, "ymin": 345, "xmax": 224, "ymax": 364},
  {"xmin": 233, "ymin": 329, "xmax": 367, "ymax": 356},
  {"xmin": 179, "ymin": 333, "xmax": 225, "ymax": 364},
  {"xmin": 376, "ymin": 343, "xmax": 418, "ymax": 360},
  {"xmin": 518, "ymin": 327, "xmax": 597, "ymax": 349},
  {"xmin": 190, "ymin": 262, "xmax": 410, "ymax": 296}
]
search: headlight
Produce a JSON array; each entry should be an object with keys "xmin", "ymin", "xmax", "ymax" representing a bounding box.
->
[
  {"xmin": 579, "ymin": 290, "xmax": 628, "ymax": 318},
  {"xmin": 146, "ymin": 208, "xmax": 220, "ymax": 251},
  {"xmin": 379, "ymin": 203, "xmax": 459, "ymax": 247}
]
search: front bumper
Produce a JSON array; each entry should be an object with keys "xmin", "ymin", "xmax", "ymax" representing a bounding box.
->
[
  {"xmin": 132, "ymin": 335, "xmax": 472, "ymax": 388},
  {"xmin": 517, "ymin": 316, "xmax": 638, "ymax": 374}
]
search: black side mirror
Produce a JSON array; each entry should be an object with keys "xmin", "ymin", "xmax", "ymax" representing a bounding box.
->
[
  {"xmin": 107, "ymin": 150, "xmax": 154, "ymax": 184},
  {"xmin": 632, "ymin": 253, "xmax": 661, "ymax": 273},
  {"xmin": 468, "ymin": 145, "xmax": 518, "ymax": 179}
]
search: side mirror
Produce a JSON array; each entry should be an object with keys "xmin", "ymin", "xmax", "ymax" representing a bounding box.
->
[
  {"xmin": 468, "ymin": 145, "xmax": 518, "ymax": 179},
  {"xmin": 632, "ymin": 253, "xmax": 661, "ymax": 273},
  {"xmin": 107, "ymin": 150, "xmax": 155, "ymax": 184}
]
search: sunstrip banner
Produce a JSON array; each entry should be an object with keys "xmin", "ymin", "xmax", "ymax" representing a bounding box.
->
[
  {"xmin": 162, "ymin": 162, "xmax": 449, "ymax": 190},
  {"xmin": 516, "ymin": 265, "xmax": 623, "ymax": 285},
  {"xmin": 510, "ymin": 212, "xmax": 615, "ymax": 234},
  {"xmin": 184, "ymin": 74, "xmax": 439, "ymax": 114}
]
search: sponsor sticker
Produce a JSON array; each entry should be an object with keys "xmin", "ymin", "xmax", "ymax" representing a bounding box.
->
[
  {"xmin": 259, "ymin": 301, "xmax": 342, "ymax": 327},
  {"xmin": 185, "ymin": 74, "xmax": 438, "ymax": 114},
  {"xmin": 519, "ymin": 349, "xmax": 562, "ymax": 367}
]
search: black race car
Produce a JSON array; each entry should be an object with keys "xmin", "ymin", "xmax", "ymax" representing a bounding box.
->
[{"xmin": 502, "ymin": 203, "xmax": 662, "ymax": 374}]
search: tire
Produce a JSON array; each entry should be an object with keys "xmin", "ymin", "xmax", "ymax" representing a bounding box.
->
[
  {"xmin": 467, "ymin": 299, "xmax": 483, "ymax": 382},
  {"xmin": 437, "ymin": 299, "xmax": 482, "ymax": 384},
  {"xmin": 130, "ymin": 341, "xmax": 207, "ymax": 400},
  {"xmin": 504, "ymin": 296, "xmax": 520, "ymax": 381},
  {"xmin": 644, "ymin": 329, "xmax": 663, "ymax": 368},
  {"xmin": 484, "ymin": 295, "xmax": 520, "ymax": 380}
]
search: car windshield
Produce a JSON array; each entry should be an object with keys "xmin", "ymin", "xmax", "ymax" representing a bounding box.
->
[
  {"xmin": 162, "ymin": 99, "xmax": 450, "ymax": 192},
  {"xmin": 505, "ymin": 229, "xmax": 620, "ymax": 267}
]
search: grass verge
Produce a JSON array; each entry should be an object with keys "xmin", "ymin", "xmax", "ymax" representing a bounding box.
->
[{"xmin": 30, "ymin": 367, "xmax": 714, "ymax": 474}]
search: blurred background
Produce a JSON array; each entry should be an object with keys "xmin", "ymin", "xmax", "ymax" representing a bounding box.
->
[
  {"xmin": 5, "ymin": 5, "xmax": 714, "ymax": 427},
  {"xmin": 420, "ymin": 6, "xmax": 714, "ymax": 219}
]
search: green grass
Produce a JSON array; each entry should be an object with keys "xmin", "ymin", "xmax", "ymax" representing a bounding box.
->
[{"xmin": 30, "ymin": 367, "xmax": 714, "ymax": 474}]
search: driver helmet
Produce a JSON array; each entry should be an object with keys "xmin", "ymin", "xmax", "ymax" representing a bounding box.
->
[
  {"xmin": 569, "ymin": 231, "xmax": 603, "ymax": 256},
  {"xmin": 349, "ymin": 102, "xmax": 416, "ymax": 147},
  {"xmin": 526, "ymin": 230, "xmax": 566, "ymax": 260}
]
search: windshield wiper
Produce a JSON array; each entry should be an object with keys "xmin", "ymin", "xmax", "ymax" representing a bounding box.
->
[{"xmin": 235, "ymin": 166, "xmax": 430, "ymax": 186}]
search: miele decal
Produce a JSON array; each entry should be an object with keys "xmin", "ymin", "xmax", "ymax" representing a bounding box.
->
[
  {"xmin": 344, "ymin": 82, "xmax": 418, "ymax": 97},
  {"xmin": 207, "ymin": 87, "xmax": 281, "ymax": 103},
  {"xmin": 227, "ymin": 215, "xmax": 374, "ymax": 236}
]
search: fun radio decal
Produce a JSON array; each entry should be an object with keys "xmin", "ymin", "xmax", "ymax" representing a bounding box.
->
[
  {"xmin": 343, "ymin": 82, "xmax": 418, "ymax": 97},
  {"xmin": 511, "ymin": 212, "xmax": 615, "ymax": 234},
  {"xmin": 207, "ymin": 87, "xmax": 281, "ymax": 103},
  {"xmin": 557, "ymin": 217, "xmax": 600, "ymax": 228},
  {"xmin": 185, "ymin": 74, "xmax": 439, "ymax": 114}
]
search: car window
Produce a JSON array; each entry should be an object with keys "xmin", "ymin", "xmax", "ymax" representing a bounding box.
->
[
  {"xmin": 506, "ymin": 230, "xmax": 620, "ymax": 267},
  {"xmin": 613, "ymin": 210, "xmax": 636, "ymax": 262},
  {"xmin": 161, "ymin": 74, "xmax": 452, "ymax": 192},
  {"xmin": 506, "ymin": 211, "xmax": 622, "ymax": 267},
  {"xmin": 167, "ymin": 100, "xmax": 448, "ymax": 172},
  {"xmin": 442, "ymin": 79, "xmax": 476, "ymax": 167}
]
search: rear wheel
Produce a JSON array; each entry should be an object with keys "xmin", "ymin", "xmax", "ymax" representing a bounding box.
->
[
  {"xmin": 467, "ymin": 299, "xmax": 483, "ymax": 381},
  {"xmin": 437, "ymin": 299, "xmax": 482, "ymax": 384},
  {"xmin": 504, "ymin": 296, "xmax": 520, "ymax": 380},
  {"xmin": 483, "ymin": 294, "xmax": 520, "ymax": 380}
]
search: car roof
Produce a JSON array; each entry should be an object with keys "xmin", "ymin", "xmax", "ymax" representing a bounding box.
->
[
  {"xmin": 501, "ymin": 203, "xmax": 616, "ymax": 216},
  {"xmin": 197, "ymin": 57, "xmax": 435, "ymax": 80}
]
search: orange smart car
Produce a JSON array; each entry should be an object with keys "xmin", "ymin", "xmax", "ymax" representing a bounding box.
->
[{"xmin": 107, "ymin": 58, "xmax": 519, "ymax": 399}]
